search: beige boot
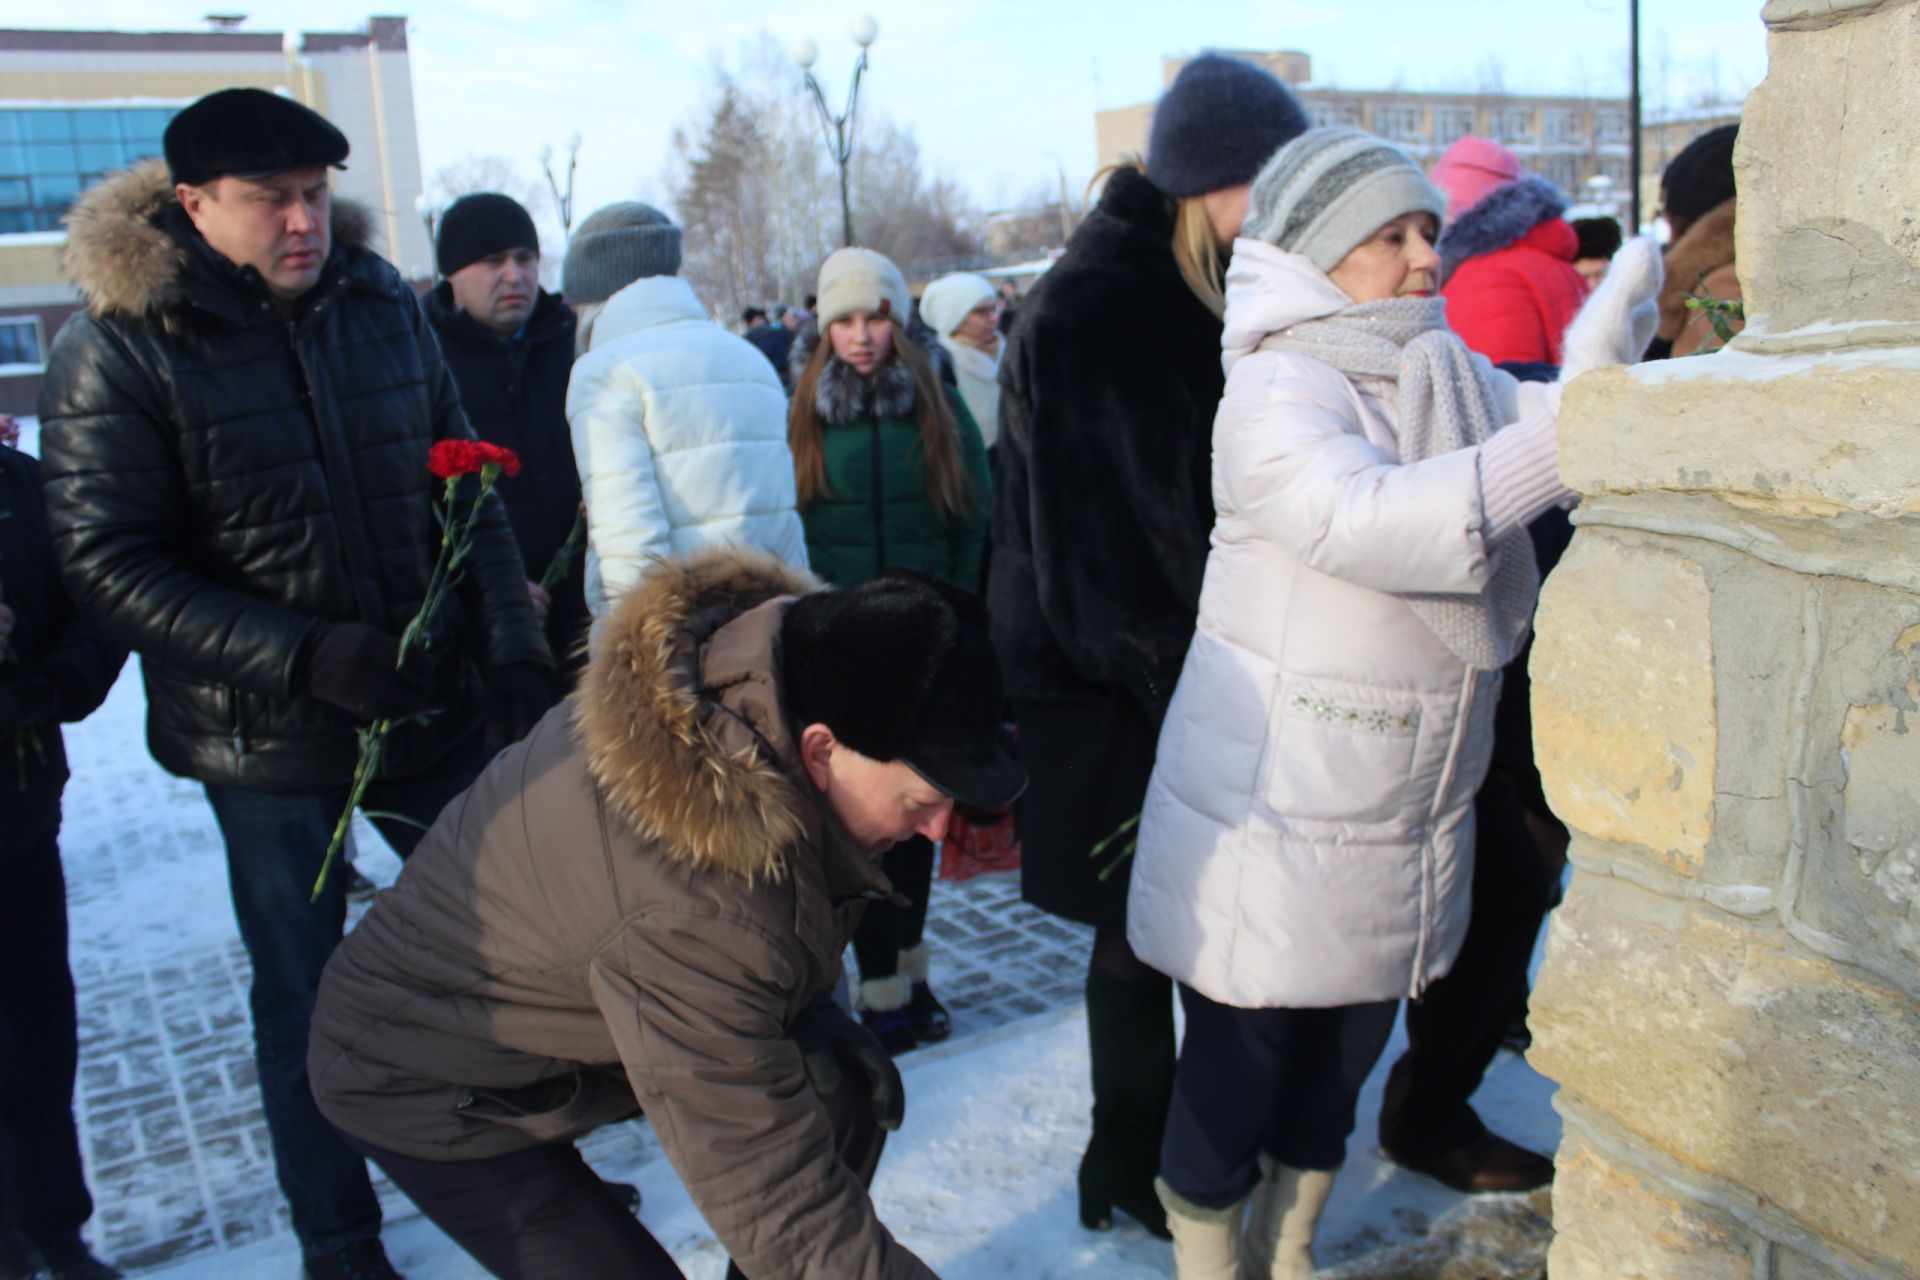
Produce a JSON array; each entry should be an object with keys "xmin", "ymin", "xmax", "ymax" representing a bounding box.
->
[
  {"xmin": 1241, "ymin": 1157, "xmax": 1335, "ymax": 1279},
  {"xmin": 1155, "ymin": 1176, "xmax": 1246, "ymax": 1280}
]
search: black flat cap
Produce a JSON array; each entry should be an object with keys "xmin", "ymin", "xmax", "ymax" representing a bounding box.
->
[{"xmin": 164, "ymin": 87, "xmax": 350, "ymax": 187}]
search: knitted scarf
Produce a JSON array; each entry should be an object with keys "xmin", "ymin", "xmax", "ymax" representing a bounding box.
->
[{"xmin": 1268, "ymin": 296, "xmax": 1538, "ymax": 670}]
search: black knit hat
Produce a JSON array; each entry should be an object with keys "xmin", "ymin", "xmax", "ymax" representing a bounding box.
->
[
  {"xmin": 1661, "ymin": 123, "xmax": 1739, "ymax": 223},
  {"xmin": 782, "ymin": 571, "xmax": 1026, "ymax": 811},
  {"xmin": 163, "ymin": 88, "xmax": 349, "ymax": 186},
  {"xmin": 436, "ymin": 193, "xmax": 540, "ymax": 277},
  {"xmin": 1571, "ymin": 216, "xmax": 1623, "ymax": 262},
  {"xmin": 1145, "ymin": 53, "xmax": 1309, "ymax": 199}
]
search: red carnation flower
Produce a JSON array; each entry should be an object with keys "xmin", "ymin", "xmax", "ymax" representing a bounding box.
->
[
  {"xmin": 428, "ymin": 440, "xmax": 482, "ymax": 479},
  {"xmin": 473, "ymin": 441, "xmax": 522, "ymax": 478},
  {"xmin": 428, "ymin": 439, "xmax": 521, "ymax": 479}
]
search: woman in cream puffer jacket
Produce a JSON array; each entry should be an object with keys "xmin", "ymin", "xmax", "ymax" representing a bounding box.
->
[
  {"xmin": 1126, "ymin": 127, "xmax": 1661, "ymax": 1280},
  {"xmin": 567, "ymin": 272, "xmax": 809, "ymax": 624}
]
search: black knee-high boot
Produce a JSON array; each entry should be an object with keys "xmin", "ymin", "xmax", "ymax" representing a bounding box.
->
[{"xmin": 1080, "ymin": 965, "xmax": 1175, "ymax": 1239}]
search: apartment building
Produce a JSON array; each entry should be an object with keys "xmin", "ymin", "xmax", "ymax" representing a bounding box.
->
[{"xmin": 1096, "ymin": 51, "xmax": 1636, "ymax": 218}]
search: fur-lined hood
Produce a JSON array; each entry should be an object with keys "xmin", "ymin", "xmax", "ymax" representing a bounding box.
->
[
  {"xmin": 60, "ymin": 157, "xmax": 376, "ymax": 322},
  {"xmin": 1436, "ymin": 175, "xmax": 1571, "ymax": 278},
  {"xmin": 574, "ymin": 547, "xmax": 823, "ymax": 882},
  {"xmin": 787, "ymin": 320, "xmax": 921, "ymax": 424},
  {"xmin": 1657, "ymin": 197, "xmax": 1737, "ymax": 341}
]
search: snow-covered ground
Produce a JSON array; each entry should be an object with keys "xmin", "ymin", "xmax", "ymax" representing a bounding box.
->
[
  {"xmin": 135, "ymin": 1004, "xmax": 1556, "ymax": 1279},
  {"xmin": 16, "ymin": 414, "xmax": 1562, "ymax": 1277}
]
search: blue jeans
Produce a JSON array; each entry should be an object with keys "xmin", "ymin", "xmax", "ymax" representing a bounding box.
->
[{"xmin": 204, "ymin": 738, "xmax": 489, "ymax": 1259}]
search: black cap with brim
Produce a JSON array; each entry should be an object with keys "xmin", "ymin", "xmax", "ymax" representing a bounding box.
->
[
  {"xmin": 904, "ymin": 745, "xmax": 1028, "ymax": 814},
  {"xmin": 164, "ymin": 87, "xmax": 350, "ymax": 187}
]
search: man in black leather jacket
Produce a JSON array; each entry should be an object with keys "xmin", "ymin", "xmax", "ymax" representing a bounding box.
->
[{"xmin": 35, "ymin": 89, "xmax": 550, "ymax": 1280}]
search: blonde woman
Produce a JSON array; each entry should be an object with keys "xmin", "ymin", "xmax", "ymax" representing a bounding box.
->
[{"xmin": 987, "ymin": 53, "xmax": 1308, "ymax": 1240}]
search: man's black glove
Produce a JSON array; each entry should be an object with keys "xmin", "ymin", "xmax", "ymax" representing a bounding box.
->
[
  {"xmin": 301, "ymin": 623, "xmax": 435, "ymax": 722},
  {"xmin": 791, "ymin": 995, "xmax": 905, "ymax": 1132},
  {"xmin": 0, "ymin": 670, "xmax": 53, "ymax": 733},
  {"xmin": 483, "ymin": 661, "xmax": 553, "ymax": 752}
]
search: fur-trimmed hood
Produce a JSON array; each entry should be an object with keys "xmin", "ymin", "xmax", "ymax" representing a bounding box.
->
[
  {"xmin": 574, "ymin": 547, "xmax": 823, "ymax": 882},
  {"xmin": 60, "ymin": 157, "xmax": 376, "ymax": 322},
  {"xmin": 1657, "ymin": 197, "xmax": 1737, "ymax": 341},
  {"xmin": 1437, "ymin": 175, "xmax": 1571, "ymax": 278},
  {"xmin": 787, "ymin": 320, "xmax": 920, "ymax": 424}
]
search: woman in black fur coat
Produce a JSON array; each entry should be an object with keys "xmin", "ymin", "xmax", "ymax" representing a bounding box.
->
[{"xmin": 987, "ymin": 53, "xmax": 1307, "ymax": 1240}]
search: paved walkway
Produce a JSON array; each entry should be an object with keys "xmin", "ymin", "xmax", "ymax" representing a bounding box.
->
[{"xmin": 55, "ymin": 669, "xmax": 1091, "ymax": 1275}]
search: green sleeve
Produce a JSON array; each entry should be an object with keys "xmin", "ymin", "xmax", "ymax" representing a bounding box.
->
[{"xmin": 947, "ymin": 389, "xmax": 992, "ymax": 591}]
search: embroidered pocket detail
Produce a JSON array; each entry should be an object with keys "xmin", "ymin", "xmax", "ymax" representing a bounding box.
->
[{"xmin": 1288, "ymin": 692, "xmax": 1419, "ymax": 737}]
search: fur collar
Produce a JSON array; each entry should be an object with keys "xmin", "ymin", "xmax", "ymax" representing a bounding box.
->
[
  {"xmin": 60, "ymin": 158, "xmax": 376, "ymax": 323},
  {"xmin": 789, "ymin": 322, "xmax": 917, "ymax": 424},
  {"xmin": 573, "ymin": 548, "xmax": 822, "ymax": 882},
  {"xmin": 1437, "ymin": 176, "xmax": 1569, "ymax": 277},
  {"xmin": 1657, "ymin": 198, "xmax": 1737, "ymax": 340}
]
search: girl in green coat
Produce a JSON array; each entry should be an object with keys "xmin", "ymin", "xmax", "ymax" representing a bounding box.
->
[{"xmin": 788, "ymin": 247, "xmax": 992, "ymax": 1054}]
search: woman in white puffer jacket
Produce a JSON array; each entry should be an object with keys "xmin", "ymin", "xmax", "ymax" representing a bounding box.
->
[
  {"xmin": 1127, "ymin": 128, "xmax": 1660, "ymax": 1280},
  {"xmin": 563, "ymin": 204, "xmax": 809, "ymax": 629}
]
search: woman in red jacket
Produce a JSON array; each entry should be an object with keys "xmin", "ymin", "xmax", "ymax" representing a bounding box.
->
[{"xmin": 1431, "ymin": 137, "xmax": 1590, "ymax": 368}]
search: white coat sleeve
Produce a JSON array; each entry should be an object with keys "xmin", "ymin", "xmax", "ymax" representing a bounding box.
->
[
  {"xmin": 1217, "ymin": 362, "xmax": 1494, "ymax": 596},
  {"xmin": 567, "ymin": 354, "xmax": 675, "ymax": 617}
]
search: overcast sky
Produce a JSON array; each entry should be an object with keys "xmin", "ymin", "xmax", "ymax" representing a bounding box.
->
[{"xmin": 35, "ymin": 1, "xmax": 1770, "ymax": 223}]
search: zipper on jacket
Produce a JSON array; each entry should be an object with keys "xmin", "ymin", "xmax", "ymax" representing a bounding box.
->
[
  {"xmin": 226, "ymin": 685, "xmax": 249, "ymax": 756},
  {"xmin": 868, "ymin": 418, "xmax": 887, "ymax": 569}
]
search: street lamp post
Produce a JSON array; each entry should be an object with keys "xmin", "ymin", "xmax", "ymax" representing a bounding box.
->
[
  {"xmin": 793, "ymin": 16, "xmax": 878, "ymax": 248},
  {"xmin": 538, "ymin": 131, "xmax": 584, "ymax": 236}
]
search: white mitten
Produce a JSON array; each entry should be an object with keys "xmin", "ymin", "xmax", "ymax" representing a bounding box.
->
[{"xmin": 1558, "ymin": 236, "xmax": 1664, "ymax": 382}]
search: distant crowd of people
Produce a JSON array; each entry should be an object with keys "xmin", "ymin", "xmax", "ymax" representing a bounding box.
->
[{"xmin": 1, "ymin": 50, "xmax": 1742, "ymax": 1280}]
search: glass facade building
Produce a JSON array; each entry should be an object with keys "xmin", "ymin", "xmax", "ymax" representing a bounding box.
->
[{"xmin": 0, "ymin": 106, "xmax": 181, "ymax": 232}]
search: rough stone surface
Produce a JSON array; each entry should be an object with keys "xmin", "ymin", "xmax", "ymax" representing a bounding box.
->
[
  {"xmin": 1532, "ymin": 533, "xmax": 1717, "ymax": 875},
  {"xmin": 1316, "ymin": 1188, "xmax": 1550, "ymax": 1280},
  {"xmin": 1556, "ymin": 355, "xmax": 1920, "ymax": 519},
  {"xmin": 1837, "ymin": 702, "xmax": 1920, "ymax": 964},
  {"xmin": 1530, "ymin": 875, "xmax": 1920, "ymax": 1274},
  {"xmin": 1740, "ymin": 0, "xmax": 1920, "ymax": 332},
  {"xmin": 1544, "ymin": 1131, "xmax": 1753, "ymax": 1280}
]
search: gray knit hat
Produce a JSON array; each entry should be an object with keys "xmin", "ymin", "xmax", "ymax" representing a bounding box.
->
[
  {"xmin": 561, "ymin": 202, "xmax": 683, "ymax": 304},
  {"xmin": 1243, "ymin": 127, "xmax": 1446, "ymax": 273},
  {"xmin": 1145, "ymin": 53, "xmax": 1309, "ymax": 199}
]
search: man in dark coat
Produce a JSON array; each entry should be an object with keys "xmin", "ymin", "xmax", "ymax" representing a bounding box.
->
[
  {"xmin": 741, "ymin": 305, "xmax": 793, "ymax": 385},
  {"xmin": 0, "ymin": 432, "xmax": 127, "ymax": 1280},
  {"xmin": 36, "ymin": 89, "xmax": 551, "ymax": 1280},
  {"xmin": 425, "ymin": 193, "xmax": 588, "ymax": 680}
]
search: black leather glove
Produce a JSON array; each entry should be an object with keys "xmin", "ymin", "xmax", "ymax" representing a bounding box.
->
[
  {"xmin": 0, "ymin": 670, "xmax": 53, "ymax": 733},
  {"xmin": 483, "ymin": 661, "xmax": 553, "ymax": 752},
  {"xmin": 791, "ymin": 994, "xmax": 905, "ymax": 1132},
  {"xmin": 301, "ymin": 623, "xmax": 434, "ymax": 722}
]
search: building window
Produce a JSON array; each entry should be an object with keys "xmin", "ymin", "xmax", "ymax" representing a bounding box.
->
[
  {"xmin": 1595, "ymin": 110, "xmax": 1630, "ymax": 146},
  {"xmin": 0, "ymin": 107, "xmax": 182, "ymax": 233},
  {"xmin": 0, "ymin": 316, "xmax": 43, "ymax": 366},
  {"xmin": 1433, "ymin": 106, "xmax": 1478, "ymax": 147},
  {"xmin": 1543, "ymin": 154, "xmax": 1583, "ymax": 193},
  {"xmin": 1543, "ymin": 109, "xmax": 1586, "ymax": 148},
  {"xmin": 1310, "ymin": 102, "xmax": 1362, "ymax": 129},
  {"xmin": 1370, "ymin": 105, "xmax": 1424, "ymax": 144},
  {"xmin": 1493, "ymin": 108, "xmax": 1537, "ymax": 147}
]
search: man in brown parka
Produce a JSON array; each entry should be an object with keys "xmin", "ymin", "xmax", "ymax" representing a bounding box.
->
[{"xmin": 308, "ymin": 550, "xmax": 1024, "ymax": 1279}]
